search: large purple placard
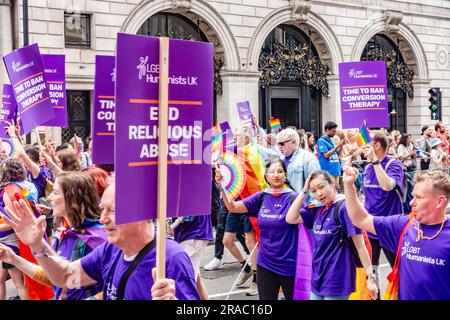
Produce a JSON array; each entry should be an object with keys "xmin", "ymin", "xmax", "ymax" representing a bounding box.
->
[
  {"xmin": 339, "ymin": 61, "xmax": 389, "ymax": 129},
  {"xmin": 0, "ymin": 84, "xmax": 17, "ymax": 138},
  {"xmin": 42, "ymin": 54, "xmax": 68, "ymax": 127},
  {"xmin": 115, "ymin": 33, "xmax": 213, "ymax": 224},
  {"xmin": 2, "ymin": 43, "xmax": 55, "ymax": 134},
  {"xmin": 92, "ymin": 55, "xmax": 115, "ymax": 164}
]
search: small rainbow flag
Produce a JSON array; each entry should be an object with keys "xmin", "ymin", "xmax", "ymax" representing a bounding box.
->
[
  {"xmin": 356, "ymin": 121, "xmax": 372, "ymax": 147},
  {"xmin": 269, "ymin": 118, "xmax": 281, "ymax": 131},
  {"xmin": 73, "ymin": 135, "xmax": 81, "ymax": 155},
  {"xmin": 211, "ymin": 123, "xmax": 223, "ymax": 162}
]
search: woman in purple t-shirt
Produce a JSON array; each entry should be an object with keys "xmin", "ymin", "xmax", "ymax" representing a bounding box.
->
[
  {"xmin": 286, "ymin": 170, "xmax": 377, "ymax": 300},
  {"xmin": 217, "ymin": 160, "xmax": 299, "ymax": 300},
  {"xmin": 0, "ymin": 171, "xmax": 107, "ymax": 300}
]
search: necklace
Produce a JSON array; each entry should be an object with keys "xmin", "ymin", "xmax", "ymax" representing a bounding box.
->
[{"xmin": 414, "ymin": 217, "xmax": 447, "ymax": 242}]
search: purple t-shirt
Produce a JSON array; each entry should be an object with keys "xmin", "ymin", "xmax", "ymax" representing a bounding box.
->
[
  {"xmin": 284, "ymin": 154, "xmax": 294, "ymax": 169},
  {"xmin": 300, "ymin": 200, "xmax": 361, "ymax": 296},
  {"xmin": 27, "ymin": 167, "xmax": 47, "ymax": 199},
  {"xmin": 174, "ymin": 215, "xmax": 213, "ymax": 243},
  {"xmin": 53, "ymin": 230, "xmax": 106, "ymax": 300},
  {"xmin": 242, "ymin": 191, "xmax": 298, "ymax": 276},
  {"xmin": 363, "ymin": 156, "xmax": 404, "ymax": 239},
  {"xmin": 80, "ymin": 239, "xmax": 200, "ymax": 300},
  {"xmin": 374, "ymin": 215, "xmax": 450, "ymax": 300}
]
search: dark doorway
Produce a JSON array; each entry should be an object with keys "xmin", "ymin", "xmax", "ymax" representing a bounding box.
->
[
  {"xmin": 271, "ymin": 98, "xmax": 299, "ymax": 129},
  {"xmin": 62, "ymin": 91, "xmax": 91, "ymax": 144}
]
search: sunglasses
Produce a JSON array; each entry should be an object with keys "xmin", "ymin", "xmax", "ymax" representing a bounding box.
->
[{"xmin": 277, "ymin": 139, "xmax": 292, "ymax": 147}]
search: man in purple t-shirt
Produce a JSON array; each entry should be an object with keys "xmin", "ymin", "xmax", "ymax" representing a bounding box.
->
[
  {"xmin": 1, "ymin": 184, "xmax": 199, "ymax": 300},
  {"xmin": 362, "ymin": 132, "xmax": 404, "ymax": 269},
  {"xmin": 344, "ymin": 168, "xmax": 450, "ymax": 300}
]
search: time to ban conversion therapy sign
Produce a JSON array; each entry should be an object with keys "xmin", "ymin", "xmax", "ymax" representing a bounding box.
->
[
  {"xmin": 115, "ymin": 33, "xmax": 213, "ymax": 225},
  {"xmin": 339, "ymin": 61, "xmax": 389, "ymax": 129}
]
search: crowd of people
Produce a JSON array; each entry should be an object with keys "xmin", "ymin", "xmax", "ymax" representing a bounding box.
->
[{"xmin": 0, "ymin": 118, "xmax": 449, "ymax": 300}]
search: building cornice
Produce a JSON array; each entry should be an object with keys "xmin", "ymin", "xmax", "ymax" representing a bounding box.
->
[{"xmin": 311, "ymin": 0, "xmax": 450, "ymax": 20}]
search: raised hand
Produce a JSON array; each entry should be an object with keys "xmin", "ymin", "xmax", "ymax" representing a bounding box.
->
[
  {"xmin": 362, "ymin": 144, "xmax": 376, "ymax": 162},
  {"xmin": 0, "ymin": 243, "xmax": 18, "ymax": 265},
  {"xmin": 343, "ymin": 165, "xmax": 359, "ymax": 185},
  {"xmin": 3, "ymin": 198, "xmax": 47, "ymax": 248}
]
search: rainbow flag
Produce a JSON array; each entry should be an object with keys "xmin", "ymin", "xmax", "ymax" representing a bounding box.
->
[
  {"xmin": 356, "ymin": 121, "xmax": 372, "ymax": 147},
  {"xmin": 73, "ymin": 135, "xmax": 80, "ymax": 155},
  {"xmin": 269, "ymin": 118, "xmax": 281, "ymax": 131},
  {"xmin": 211, "ymin": 122, "xmax": 223, "ymax": 162}
]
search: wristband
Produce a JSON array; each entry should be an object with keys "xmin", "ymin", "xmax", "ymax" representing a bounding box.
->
[
  {"xmin": 32, "ymin": 244, "xmax": 50, "ymax": 258},
  {"xmin": 366, "ymin": 273, "xmax": 377, "ymax": 281},
  {"xmin": 49, "ymin": 163, "xmax": 57, "ymax": 171},
  {"xmin": 371, "ymin": 160, "xmax": 380, "ymax": 165},
  {"xmin": 9, "ymin": 134, "xmax": 17, "ymax": 139}
]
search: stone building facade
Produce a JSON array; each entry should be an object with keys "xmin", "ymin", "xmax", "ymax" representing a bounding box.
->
[{"xmin": 1, "ymin": 0, "xmax": 449, "ymax": 144}]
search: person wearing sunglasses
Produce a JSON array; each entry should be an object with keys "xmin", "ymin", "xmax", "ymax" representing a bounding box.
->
[{"xmin": 276, "ymin": 128, "xmax": 320, "ymax": 196}]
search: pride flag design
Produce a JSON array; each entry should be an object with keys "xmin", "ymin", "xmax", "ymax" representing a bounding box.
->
[
  {"xmin": 269, "ymin": 117, "xmax": 281, "ymax": 130},
  {"xmin": 356, "ymin": 121, "xmax": 372, "ymax": 147},
  {"xmin": 211, "ymin": 123, "xmax": 223, "ymax": 162},
  {"xmin": 220, "ymin": 150, "xmax": 247, "ymax": 200}
]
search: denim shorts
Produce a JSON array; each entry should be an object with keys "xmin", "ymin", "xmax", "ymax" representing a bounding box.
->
[{"xmin": 225, "ymin": 212, "xmax": 254, "ymax": 234}]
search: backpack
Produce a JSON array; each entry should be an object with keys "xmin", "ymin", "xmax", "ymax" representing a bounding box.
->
[{"xmin": 333, "ymin": 200, "xmax": 371, "ymax": 268}]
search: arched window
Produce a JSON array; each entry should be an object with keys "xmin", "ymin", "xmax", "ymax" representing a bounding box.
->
[
  {"xmin": 258, "ymin": 24, "xmax": 328, "ymax": 137},
  {"xmin": 137, "ymin": 13, "xmax": 221, "ymax": 122},
  {"xmin": 137, "ymin": 13, "xmax": 207, "ymax": 41},
  {"xmin": 361, "ymin": 34, "xmax": 413, "ymax": 133}
]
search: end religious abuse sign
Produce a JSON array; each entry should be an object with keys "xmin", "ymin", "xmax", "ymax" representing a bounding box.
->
[
  {"xmin": 115, "ymin": 33, "xmax": 213, "ymax": 225},
  {"xmin": 339, "ymin": 61, "xmax": 389, "ymax": 129}
]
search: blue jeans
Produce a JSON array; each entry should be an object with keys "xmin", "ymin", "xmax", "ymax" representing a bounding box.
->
[{"xmin": 310, "ymin": 292, "xmax": 349, "ymax": 300}]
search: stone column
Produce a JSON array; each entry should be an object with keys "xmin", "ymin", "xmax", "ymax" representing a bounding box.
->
[
  {"xmin": 0, "ymin": 0, "xmax": 13, "ymax": 95},
  {"xmin": 216, "ymin": 70, "xmax": 261, "ymax": 131},
  {"xmin": 322, "ymin": 75, "xmax": 341, "ymax": 128}
]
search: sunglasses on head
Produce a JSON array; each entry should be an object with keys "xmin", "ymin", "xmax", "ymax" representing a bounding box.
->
[{"xmin": 277, "ymin": 139, "xmax": 292, "ymax": 147}]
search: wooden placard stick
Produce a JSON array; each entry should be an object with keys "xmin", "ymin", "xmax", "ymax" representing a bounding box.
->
[
  {"xmin": 34, "ymin": 128, "xmax": 43, "ymax": 151},
  {"xmin": 156, "ymin": 37, "xmax": 169, "ymax": 281},
  {"xmin": 44, "ymin": 127, "xmax": 50, "ymax": 145}
]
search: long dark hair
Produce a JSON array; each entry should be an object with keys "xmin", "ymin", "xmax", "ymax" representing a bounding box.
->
[{"xmin": 264, "ymin": 159, "xmax": 295, "ymax": 191}]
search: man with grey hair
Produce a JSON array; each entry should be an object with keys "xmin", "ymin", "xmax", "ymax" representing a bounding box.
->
[
  {"xmin": 276, "ymin": 128, "xmax": 320, "ymax": 194},
  {"xmin": 0, "ymin": 184, "xmax": 200, "ymax": 300}
]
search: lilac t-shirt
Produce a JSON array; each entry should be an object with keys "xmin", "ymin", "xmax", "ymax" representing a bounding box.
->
[
  {"xmin": 363, "ymin": 156, "xmax": 404, "ymax": 239},
  {"xmin": 374, "ymin": 215, "xmax": 450, "ymax": 300},
  {"xmin": 284, "ymin": 154, "xmax": 294, "ymax": 169},
  {"xmin": 80, "ymin": 239, "xmax": 200, "ymax": 300},
  {"xmin": 53, "ymin": 231, "xmax": 106, "ymax": 300},
  {"xmin": 242, "ymin": 191, "xmax": 298, "ymax": 276},
  {"xmin": 27, "ymin": 167, "xmax": 47, "ymax": 199},
  {"xmin": 174, "ymin": 215, "xmax": 213, "ymax": 243},
  {"xmin": 300, "ymin": 200, "xmax": 361, "ymax": 296}
]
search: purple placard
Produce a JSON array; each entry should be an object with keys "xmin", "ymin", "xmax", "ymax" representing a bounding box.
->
[
  {"xmin": 236, "ymin": 100, "xmax": 253, "ymax": 126},
  {"xmin": 92, "ymin": 55, "xmax": 115, "ymax": 164},
  {"xmin": 115, "ymin": 33, "xmax": 213, "ymax": 225},
  {"xmin": 2, "ymin": 43, "xmax": 55, "ymax": 134},
  {"xmin": 339, "ymin": 61, "xmax": 389, "ymax": 129},
  {"xmin": 42, "ymin": 54, "xmax": 68, "ymax": 127},
  {"xmin": 220, "ymin": 121, "xmax": 234, "ymax": 146},
  {"xmin": 1, "ymin": 84, "xmax": 18, "ymax": 138}
]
